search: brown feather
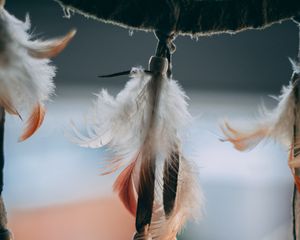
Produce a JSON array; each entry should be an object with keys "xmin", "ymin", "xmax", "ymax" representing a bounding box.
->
[
  {"xmin": 294, "ymin": 175, "xmax": 300, "ymax": 193},
  {"xmin": 163, "ymin": 151, "xmax": 180, "ymax": 217},
  {"xmin": 19, "ymin": 104, "xmax": 45, "ymax": 142},
  {"xmin": 27, "ymin": 29, "xmax": 76, "ymax": 59},
  {"xmin": 135, "ymin": 146, "xmax": 156, "ymax": 237},
  {"xmin": 113, "ymin": 159, "xmax": 137, "ymax": 216}
]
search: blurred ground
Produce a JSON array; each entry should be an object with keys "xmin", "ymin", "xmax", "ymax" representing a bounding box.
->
[{"xmin": 9, "ymin": 197, "xmax": 134, "ymax": 240}]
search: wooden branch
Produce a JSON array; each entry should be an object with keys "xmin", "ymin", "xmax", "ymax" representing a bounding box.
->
[{"xmin": 55, "ymin": 0, "xmax": 300, "ymax": 36}]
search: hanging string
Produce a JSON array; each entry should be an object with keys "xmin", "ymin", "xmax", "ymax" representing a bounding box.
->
[
  {"xmin": 98, "ymin": 31, "xmax": 177, "ymax": 78},
  {"xmin": 154, "ymin": 31, "xmax": 176, "ymax": 78}
]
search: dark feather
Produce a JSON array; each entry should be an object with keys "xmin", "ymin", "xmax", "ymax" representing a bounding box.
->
[
  {"xmin": 135, "ymin": 152, "xmax": 156, "ymax": 237},
  {"xmin": 163, "ymin": 151, "xmax": 180, "ymax": 217}
]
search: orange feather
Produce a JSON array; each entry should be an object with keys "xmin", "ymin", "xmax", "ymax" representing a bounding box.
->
[
  {"xmin": 113, "ymin": 160, "xmax": 137, "ymax": 216},
  {"xmin": 27, "ymin": 29, "xmax": 76, "ymax": 59},
  {"xmin": 19, "ymin": 104, "xmax": 45, "ymax": 142},
  {"xmin": 221, "ymin": 121, "xmax": 268, "ymax": 151},
  {"xmin": 294, "ymin": 175, "xmax": 300, "ymax": 192}
]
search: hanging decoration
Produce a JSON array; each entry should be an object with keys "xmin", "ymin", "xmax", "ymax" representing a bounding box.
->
[
  {"xmin": 0, "ymin": 0, "xmax": 76, "ymax": 239},
  {"xmin": 71, "ymin": 31, "xmax": 201, "ymax": 239},
  {"xmin": 56, "ymin": 0, "xmax": 300, "ymax": 239},
  {"xmin": 221, "ymin": 23, "xmax": 300, "ymax": 239}
]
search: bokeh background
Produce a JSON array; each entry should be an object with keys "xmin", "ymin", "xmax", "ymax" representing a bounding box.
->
[{"xmin": 3, "ymin": 1, "xmax": 300, "ymax": 240}]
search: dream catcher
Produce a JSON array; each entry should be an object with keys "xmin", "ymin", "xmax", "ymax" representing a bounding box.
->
[
  {"xmin": 54, "ymin": 0, "xmax": 300, "ymax": 239},
  {"xmin": 0, "ymin": 0, "xmax": 298, "ymax": 239}
]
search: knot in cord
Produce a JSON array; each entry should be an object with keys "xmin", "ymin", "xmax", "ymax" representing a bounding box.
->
[
  {"xmin": 155, "ymin": 31, "xmax": 177, "ymax": 77},
  {"xmin": 155, "ymin": 31, "xmax": 176, "ymax": 58}
]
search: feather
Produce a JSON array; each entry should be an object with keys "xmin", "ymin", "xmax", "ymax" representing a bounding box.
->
[
  {"xmin": 27, "ymin": 29, "xmax": 76, "ymax": 59},
  {"xmin": 71, "ymin": 67, "xmax": 159, "ymax": 235},
  {"xmin": 72, "ymin": 57, "xmax": 202, "ymax": 239},
  {"xmin": 295, "ymin": 175, "xmax": 300, "ymax": 192},
  {"xmin": 162, "ymin": 157, "xmax": 201, "ymax": 240},
  {"xmin": 0, "ymin": 96, "xmax": 18, "ymax": 116},
  {"xmin": 113, "ymin": 155, "xmax": 138, "ymax": 216},
  {"xmin": 149, "ymin": 151, "xmax": 202, "ymax": 240},
  {"xmin": 221, "ymin": 121, "xmax": 269, "ymax": 151},
  {"xmin": 72, "ymin": 67, "xmax": 153, "ymax": 163},
  {"xmin": 221, "ymin": 80, "xmax": 296, "ymax": 150},
  {"xmin": 135, "ymin": 145, "xmax": 156, "ymax": 239},
  {"xmin": 221, "ymin": 60, "xmax": 300, "ymax": 194},
  {"xmin": 19, "ymin": 104, "xmax": 45, "ymax": 142},
  {"xmin": 289, "ymin": 142, "xmax": 300, "ymax": 192},
  {"xmin": 289, "ymin": 158, "xmax": 300, "ymax": 168},
  {"xmin": 0, "ymin": 5, "xmax": 75, "ymax": 140},
  {"xmin": 163, "ymin": 151, "xmax": 180, "ymax": 217}
]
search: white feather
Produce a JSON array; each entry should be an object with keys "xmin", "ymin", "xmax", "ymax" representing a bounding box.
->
[
  {"xmin": 155, "ymin": 78, "xmax": 191, "ymax": 155},
  {"xmin": 72, "ymin": 68, "xmax": 192, "ymax": 169},
  {"xmin": 222, "ymin": 80, "xmax": 295, "ymax": 150},
  {"xmin": 72, "ymin": 68, "xmax": 152, "ymax": 157},
  {"xmin": 0, "ymin": 6, "xmax": 75, "ymax": 125},
  {"xmin": 0, "ymin": 9, "xmax": 55, "ymax": 114},
  {"xmin": 149, "ymin": 77, "xmax": 200, "ymax": 239},
  {"xmin": 72, "ymin": 62, "xmax": 202, "ymax": 239},
  {"xmin": 290, "ymin": 58, "xmax": 300, "ymax": 74}
]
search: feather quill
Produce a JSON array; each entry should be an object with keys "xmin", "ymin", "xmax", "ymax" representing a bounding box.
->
[
  {"xmin": 0, "ymin": 2, "xmax": 75, "ymax": 140},
  {"xmin": 72, "ymin": 57, "xmax": 202, "ymax": 239}
]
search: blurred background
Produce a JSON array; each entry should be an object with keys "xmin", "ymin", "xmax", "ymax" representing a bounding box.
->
[{"xmin": 3, "ymin": 0, "xmax": 300, "ymax": 240}]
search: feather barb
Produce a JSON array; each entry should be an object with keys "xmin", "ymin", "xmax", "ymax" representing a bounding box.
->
[
  {"xmin": 113, "ymin": 158, "xmax": 137, "ymax": 216},
  {"xmin": 221, "ymin": 121, "xmax": 268, "ymax": 151},
  {"xmin": 19, "ymin": 104, "xmax": 45, "ymax": 142},
  {"xmin": 27, "ymin": 29, "xmax": 76, "ymax": 59}
]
